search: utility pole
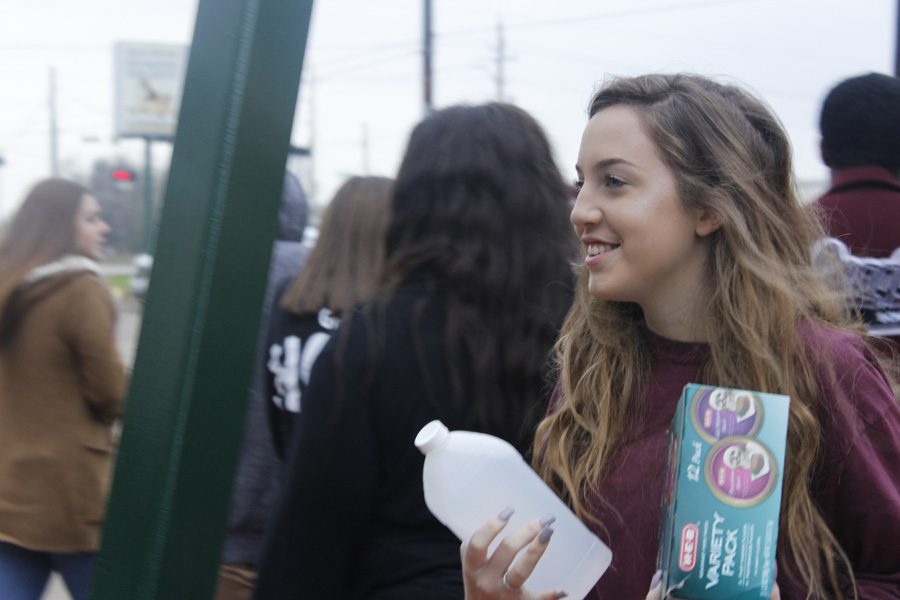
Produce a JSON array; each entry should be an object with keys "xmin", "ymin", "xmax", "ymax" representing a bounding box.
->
[
  {"xmin": 49, "ymin": 67, "xmax": 59, "ymax": 176},
  {"xmin": 308, "ymin": 67, "xmax": 317, "ymax": 205},
  {"xmin": 423, "ymin": 0, "xmax": 433, "ymax": 114},
  {"xmin": 142, "ymin": 137, "xmax": 154, "ymax": 253},
  {"xmin": 0, "ymin": 153, "xmax": 5, "ymax": 221},
  {"xmin": 361, "ymin": 122, "xmax": 370, "ymax": 174},
  {"xmin": 895, "ymin": 0, "xmax": 899, "ymax": 77},
  {"xmin": 495, "ymin": 21, "xmax": 506, "ymax": 101}
]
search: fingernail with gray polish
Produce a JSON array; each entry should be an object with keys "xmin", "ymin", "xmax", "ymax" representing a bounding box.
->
[
  {"xmin": 498, "ymin": 506, "xmax": 514, "ymax": 521},
  {"xmin": 538, "ymin": 527, "xmax": 554, "ymax": 544},
  {"xmin": 539, "ymin": 514, "xmax": 556, "ymax": 527},
  {"xmin": 555, "ymin": 592, "xmax": 568, "ymax": 599},
  {"xmin": 650, "ymin": 569, "xmax": 662, "ymax": 588}
]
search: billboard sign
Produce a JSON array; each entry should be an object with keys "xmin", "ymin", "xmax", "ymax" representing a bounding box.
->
[{"xmin": 114, "ymin": 42, "xmax": 188, "ymax": 139}]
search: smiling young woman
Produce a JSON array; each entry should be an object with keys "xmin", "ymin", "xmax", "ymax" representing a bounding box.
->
[
  {"xmin": 572, "ymin": 104, "xmax": 720, "ymax": 340},
  {"xmin": 461, "ymin": 74, "xmax": 900, "ymax": 600}
]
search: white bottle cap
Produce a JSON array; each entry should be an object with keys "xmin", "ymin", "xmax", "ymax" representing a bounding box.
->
[{"xmin": 415, "ymin": 420, "xmax": 449, "ymax": 455}]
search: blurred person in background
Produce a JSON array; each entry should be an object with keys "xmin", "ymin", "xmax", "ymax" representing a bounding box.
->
[
  {"xmin": 217, "ymin": 172, "xmax": 311, "ymax": 600},
  {"xmin": 254, "ymin": 102, "xmax": 577, "ymax": 599},
  {"xmin": 0, "ymin": 178, "xmax": 126, "ymax": 600},
  {"xmin": 263, "ymin": 175, "xmax": 393, "ymax": 460},
  {"xmin": 217, "ymin": 174, "xmax": 393, "ymax": 600},
  {"xmin": 814, "ymin": 72, "xmax": 900, "ymax": 351},
  {"xmin": 815, "ymin": 72, "xmax": 900, "ymax": 258}
]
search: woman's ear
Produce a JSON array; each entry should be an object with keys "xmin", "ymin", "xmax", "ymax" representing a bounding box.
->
[{"xmin": 695, "ymin": 209, "xmax": 721, "ymax": 238}]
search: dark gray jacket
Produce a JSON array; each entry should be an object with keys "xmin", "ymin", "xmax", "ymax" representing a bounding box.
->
[{"xmin": 222, "ymin": 172, "xmax": 309, "ymax": 566}]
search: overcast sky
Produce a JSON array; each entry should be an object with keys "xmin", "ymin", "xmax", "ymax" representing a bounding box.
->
[{"xmin": 0, "ymin": 0, "xmax": 895, "ymax": 222}]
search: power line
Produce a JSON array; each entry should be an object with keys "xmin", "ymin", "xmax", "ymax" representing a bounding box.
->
[
  {"xmin": 307, "ymin": 0, "xmax": 752, "ymax": 61},
  {"xmin": 0, "ymin": 42, "xmax": 110, "ymax": 52},
  {"xmin": 495, "ymin": 22, "xmax": 506, "ymax": 101},
  {"xmin": 0, "ymin": 121, "xmax": 113, "ymax": 142},
  {"xmin": 0, "ymin": 104, "xmax": 44, "ymax": 144},
  {"xmin": 56, "ymin": 87, "xmax": 112, "ymax": 116},
  {"xmin": 314, "ymin": 48, "xmax": 419, "ymax": 81},
  {"xmin": 49, "ymin": 67, "xmax": 58, "ymax": 176},
  {"xmin": 282, "ymin": 0, "xmax": 764, "ymax": 90},
  {"xmin": 312, "ymin": 43, "xmax": 418, "ymax": 73},
  {"xmin": 424, "ymin": 0, "xmax": 434, "ymax": 112},
  {"xmin": 438, "ymin": 0, "xmax": 755, "ymax": 37}
]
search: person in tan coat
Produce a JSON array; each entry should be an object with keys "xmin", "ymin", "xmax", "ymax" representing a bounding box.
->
[{"xmin": 0, "ymin": 178, "xmax": 127, "ymax": 600}]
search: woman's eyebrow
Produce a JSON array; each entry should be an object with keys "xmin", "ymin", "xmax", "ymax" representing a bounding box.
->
[
  {"xmin": 576, "ymin": 157, "xmax": 638, "ymax": 173},
  {"xmin": 594, "ymin": 158, "xmax": 637, "ymax": 169}
]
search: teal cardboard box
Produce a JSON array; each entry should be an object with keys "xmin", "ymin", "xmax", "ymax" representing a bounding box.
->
[{"xmin": 657, "ymin": 384, "xmax": 789, "ymax": 599}]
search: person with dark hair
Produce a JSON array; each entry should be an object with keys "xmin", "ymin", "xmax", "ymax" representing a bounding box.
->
[
  {"xmin": 0, "ymin": 178, "xmax": 126, "ymax": 600},
  {"xmin": 265, "ymin": 175, "xmax": 393, "ymax": 458},
  {"xmin": 460, "ymin": 74, "xmax": 900, "ymax": 600},
  {"xmin": 217, "ymin": 172, "xmax": 312, "ymax": 600},
  {"xmin": 815, "ymin": 72, "xmax": 900, "ymax": 258},
  {"xmin": 253, "ymin": 103, "xmax": 577, "ymax": 599}
]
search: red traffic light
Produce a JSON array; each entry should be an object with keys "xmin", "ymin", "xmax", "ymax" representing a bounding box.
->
[{"xmin": 111, "ymin": 168, "xmax": 136, "ymax": 182}]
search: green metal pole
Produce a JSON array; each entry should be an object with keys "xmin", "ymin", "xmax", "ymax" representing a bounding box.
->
[
  {"xmin": 143, "ymin": 136, "xmax": 153, "ymax": 254},
  {"xmin": 91, "ymin": 0, "xmax": 314, "ymax": 598}
]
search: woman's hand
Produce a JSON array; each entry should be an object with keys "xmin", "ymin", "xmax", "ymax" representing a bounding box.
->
[
  {"xmin": 461, "ymin": 508, "xmax": 567, "ymax": 599},
  {"xmin": 644, "ymin": 570, "xmax": 781, "ymax": 600}
]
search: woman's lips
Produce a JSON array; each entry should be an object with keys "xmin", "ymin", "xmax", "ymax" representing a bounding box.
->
[{"xmin": 585, "ymin": 241, "xmax": 619, "ymax": 266}]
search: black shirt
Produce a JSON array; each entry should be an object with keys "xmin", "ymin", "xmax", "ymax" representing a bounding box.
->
[{"xmin": 255, "ymin": 287, "xmax": 470, "ymax": 599}]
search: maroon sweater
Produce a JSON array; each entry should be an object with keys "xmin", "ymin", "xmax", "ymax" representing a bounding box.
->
[
  {"xmin": 572, "ymin": 325, "xmax": 900, "ymax": 599},
  {"xmin": 815, "ymin": 165, "xmax": 900, "ymax": 258}
]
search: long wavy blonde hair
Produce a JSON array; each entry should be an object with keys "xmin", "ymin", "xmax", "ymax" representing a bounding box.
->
[{"xmin": 534, "ymin": 74, "xmax": 895, "ymax": 599}]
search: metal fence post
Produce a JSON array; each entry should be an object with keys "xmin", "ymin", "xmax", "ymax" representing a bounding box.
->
[{"xmin": 91, "ymin": 0, "xmax": 314, "ymax": 597}]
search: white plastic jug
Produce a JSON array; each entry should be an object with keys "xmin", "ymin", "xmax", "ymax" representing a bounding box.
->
[{"xmin": 415, "ymin": 420, "xmax": 612, "ymax": 599}]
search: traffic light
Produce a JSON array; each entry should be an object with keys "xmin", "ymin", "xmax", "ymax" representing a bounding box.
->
[{"xmin": 111, "ymin": 168, "xmax": 137, "ymax": 182}]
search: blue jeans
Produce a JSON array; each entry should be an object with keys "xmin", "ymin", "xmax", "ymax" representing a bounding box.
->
[{"xmin": 0, "ymin": 541, "xmax": 95, "ymax": 600}]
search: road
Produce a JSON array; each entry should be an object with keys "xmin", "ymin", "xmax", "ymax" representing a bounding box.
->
[
  {"xmin": 113, "ymin": 294, "xmax": 143, "ymax": 368},
  {"xmin": 43, "ymin": 576, "xmax": 68, "ymax": 600}
]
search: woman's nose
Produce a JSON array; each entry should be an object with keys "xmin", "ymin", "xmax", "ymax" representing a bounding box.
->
[{"xmin": 570, "ymin": 189, "xmax": 600, "ymax": 229}]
